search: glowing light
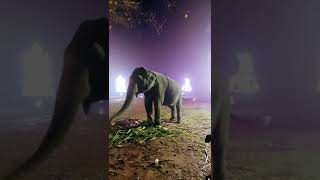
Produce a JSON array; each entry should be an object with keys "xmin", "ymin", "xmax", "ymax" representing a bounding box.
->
[
  {"xmin": 115, "ymin": 75, "xmax": 127, "ymax": 96},
  {"xmin": 182, "ymin": 78, "xmax": 192, "ymax": 93},
  {"xmin": 184, "ymin": 10, "xmax": 189, "ymax": 19}
]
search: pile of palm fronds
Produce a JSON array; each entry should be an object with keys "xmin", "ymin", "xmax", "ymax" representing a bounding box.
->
[{"xmin": 109, "ymin": 125, "xmax": 185, "ymax": 145}]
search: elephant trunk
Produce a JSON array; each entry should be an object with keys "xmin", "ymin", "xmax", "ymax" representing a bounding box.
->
[
  {"xmin": 110, "ymin": 80, "xmax": 138, "ymax": 123},
  {"xmin": 4, "ymin": 51, "xmax": 88, "ymax": 180}
]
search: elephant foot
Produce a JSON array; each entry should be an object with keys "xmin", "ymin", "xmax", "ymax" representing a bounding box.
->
[
  {"xmin": 146, "ymin": 120, "xmax": 154, "ymax": 127},
  {"xmin": 205, "ymin": 134, "xmax": 211, "ymax": 143},
  {"xmin": 176, "ymin": 118, "xmax": 181, "ymax": 124},
  {"xmin": 147, "ymin": 119, "xmax": 153, "ymax": 124},
  {"xmin": 169, "ymin": 117, "xmax": 175, "ymax": 122},
  {"xmin": 154, "ymin": 119, "xmax": 161, "ymax": 126}
]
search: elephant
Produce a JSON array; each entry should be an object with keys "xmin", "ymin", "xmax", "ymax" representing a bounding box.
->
[
  {"xmin": 212, "ymin": 67, "xmax": 231, "ymax": 180},
  {"xmin": 4, "ymin": 17, "xmax": 108, "ymax": 180},
  {"xmin": 110, "ymin": 67, "xmax": 182, "ymax": 126}
]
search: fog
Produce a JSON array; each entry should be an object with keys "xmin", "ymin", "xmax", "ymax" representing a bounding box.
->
[
  {"xmin": 109, "ymin": 0, "xmax": 211, "ymax": 99},
  {"xmin": 2, "ymin": 0, "xmax": 319, "ymax": 127},
  {"xmin": 0, "ymin": 0, "xmax": 105, "ymax": 114},
  {"xmin": 214, "ymin": 0, "xmax": 320, "ymax": 128}
]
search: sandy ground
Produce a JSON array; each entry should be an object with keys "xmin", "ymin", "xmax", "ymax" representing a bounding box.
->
[
  {"xmin": 109, "ymin": 99, "xmax": 211, "ymax": 180},
  {"xmin": 0, "ymin": 110, "xmax": 107, "ymax": 180}
]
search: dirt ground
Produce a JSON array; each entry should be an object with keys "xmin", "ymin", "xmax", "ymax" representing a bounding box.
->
[
  {"xmin": 109, "ymin": 99, "xmax": 211, "ymax": 180},
  {"xmin": 227, "ymin": 117, "xmax": 320, "ymax": 180},
  {"xmin": 0, "ymin": 111, "xmax": 107, "ymax": 180}
]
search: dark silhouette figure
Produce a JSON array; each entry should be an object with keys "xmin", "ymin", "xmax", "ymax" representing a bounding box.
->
[{"xmin": 4, "ymin": 18, "xmax": 108, "ymax": 180}]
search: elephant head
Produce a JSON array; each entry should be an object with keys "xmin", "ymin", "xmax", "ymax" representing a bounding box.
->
[
  {"xmin": 109, "ymin": 67, "xmax": 157, "ymax": 123},
  {"xmin": 4, "ymin": 18, "xmax": 108, "ymax": 180}
]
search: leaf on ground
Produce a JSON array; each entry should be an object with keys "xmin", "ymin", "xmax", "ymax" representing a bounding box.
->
[{"xmin": 109, "ymin": 123, "xmax": 186, "ymax": 145}]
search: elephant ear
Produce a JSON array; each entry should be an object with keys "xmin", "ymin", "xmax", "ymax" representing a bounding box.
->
[
  {"xmin": 150, "ymin": 72, "xmax": 166, "ymax": 104},
  {"xmin": 147, "ymin": 72, "xmax": 157, "ymax": 86}
]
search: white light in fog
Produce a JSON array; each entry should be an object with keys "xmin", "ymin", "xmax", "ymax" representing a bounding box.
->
[
  {"xmin": 116, "ymin": 75, "xmax": 126, "ymax": 96},
  {"xmin": 182, "ymin": 78, "xmax": 192, "ymax": 93}
]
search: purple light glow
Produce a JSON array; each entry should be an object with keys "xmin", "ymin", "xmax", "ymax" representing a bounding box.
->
[{"xmin": 109, "ymin": 1, "xmax": 211, "ymax": 99}]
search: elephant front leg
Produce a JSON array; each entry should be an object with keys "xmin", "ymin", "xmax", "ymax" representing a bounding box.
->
[
  {"xmin": 144, "ymin": 97, "xmax": 153, "ymax": 123},
  {"xmin": 154, "ymin": 99, "xmax": 161, "ymax": 125},
  {"xmin": 213, "ymin": 98, "xmax": 230, "ymax": 180},
  {"xmin": 213, "ymin": 125, "xmax": 227, "ymax": 180}
]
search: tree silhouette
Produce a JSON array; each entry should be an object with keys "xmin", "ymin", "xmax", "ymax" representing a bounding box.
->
[{"xmin": 109, "ymin": 0, "xmax": 186, "ymax": 35}]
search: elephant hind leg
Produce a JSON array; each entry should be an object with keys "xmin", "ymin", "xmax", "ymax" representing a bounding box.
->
[
  {"xmin": 169, "ymin": 105, "xmax": 176, "ymax": 121},
  {"xmin": 176, "ymin": 95, "xmax": 182, "ymax": 123}
]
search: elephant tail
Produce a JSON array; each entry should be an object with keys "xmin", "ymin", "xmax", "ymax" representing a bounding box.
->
[{"xmin": 3, "ymin": 52, "xmax": 88, "ymax": 180}]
